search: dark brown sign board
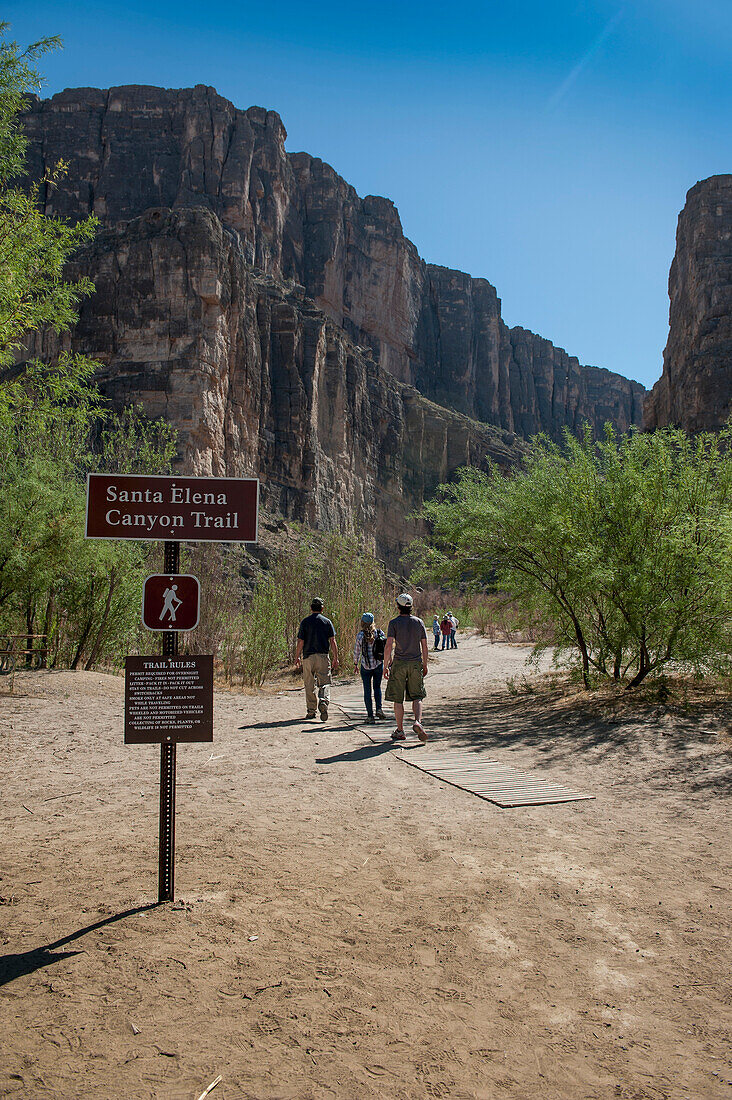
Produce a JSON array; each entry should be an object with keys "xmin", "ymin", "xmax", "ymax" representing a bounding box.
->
[
  {"xmin": 142, "ymin": 574, "xmax": 200, "ymax": 632},
  {"xmin": 124, "ymin": 655, "xmax": 214, "ymax": 743},
  {"xmin": 86, "ymin": 473, "xmax": 259, "ymax": 543}
]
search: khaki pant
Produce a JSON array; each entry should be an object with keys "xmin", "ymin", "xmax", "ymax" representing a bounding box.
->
[{"xmin": 303, "ymin": 652, "xmax": 332, "ymax": 714}]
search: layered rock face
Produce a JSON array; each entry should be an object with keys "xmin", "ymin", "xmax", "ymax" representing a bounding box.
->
[
  {"xmin": 22, "ymin": 84, "xmax": 644, "ymax": 441},
  {"xmin": 24, "ymin": 207, "xmax": 518, "ymax": 565},
  {"xmin": 645, "ymin": 176, "xmax": 732, "ymax": 432}
]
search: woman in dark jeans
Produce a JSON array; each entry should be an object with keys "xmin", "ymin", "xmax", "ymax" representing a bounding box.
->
[{"xmin": 353, "ymin": 612, "xmax": 387, "ymax": 724}]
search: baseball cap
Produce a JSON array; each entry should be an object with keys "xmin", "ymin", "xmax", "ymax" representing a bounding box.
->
[
  {"xmin": 396, "ymin": 592, "xmax": 413, "ymax": 609},
  {"xmin": 361, "ymin": 612, "xmax": 374, "ymax": 624}
]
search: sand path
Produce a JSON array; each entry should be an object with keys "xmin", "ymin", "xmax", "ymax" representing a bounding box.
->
[{"xmin": 1, "ymin": 635, "xmax": 730, "ymax": 1099}]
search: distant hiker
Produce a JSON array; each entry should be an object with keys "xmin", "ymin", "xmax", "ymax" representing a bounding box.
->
[
  {"xmin": 431, "ymin": 616, "xmax": 441, "ymax": 650},
  {"xmin": 440, "ymin": 614, "xmax": 452, "ymax": 651},
  {"xmin": 448, "ymin": 612, "xmax": 459, "ymax": 649},
  {"xmin": 384, "ymin": 593, "xmax": 428, "ymax": 743},
  {"xmin": 353, "ymin": 612, "xmax": 387, "ymax": 724},
  {"xmin": 295, "ymin": 598, "xmax": 339, "ymax": 721}
]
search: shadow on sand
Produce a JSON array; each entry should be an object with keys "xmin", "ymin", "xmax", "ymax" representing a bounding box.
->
[
  {"xmin": 423, "ymin": 690, "xmax": 732, "ymax": 796},
  {"xmin": 0, "ymin": 902, "xmax": 159, "ymax": 988},
  {"xmin": 240, "ymin": 718, "xmax": 312, "ymax": 730},
  {"xmin": 316, "ymin": 742, "xmax": 395, "ymax": 764}
]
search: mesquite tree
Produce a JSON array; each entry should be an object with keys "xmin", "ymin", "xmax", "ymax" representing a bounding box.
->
[{"xmin": 409, "ymin": 424, "xmax": 732, "ymax": 688}]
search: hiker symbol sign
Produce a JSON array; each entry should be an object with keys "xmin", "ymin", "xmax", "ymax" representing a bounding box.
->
[{"xmin": 142, "ymin": 574, "xmax": 200, "ymax": 632}]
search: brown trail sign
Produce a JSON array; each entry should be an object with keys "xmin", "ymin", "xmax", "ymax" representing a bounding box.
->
[
  {"xmin": 86, "ymin": 473, "xmax": 259, "ymax": 542},
  {"xmin": 142, "ymin": 574, "xmax": 200, "ymax": 632},
  {"xmin": 86, "ymin": 473, "xmax": 259, "ymax": 902}
]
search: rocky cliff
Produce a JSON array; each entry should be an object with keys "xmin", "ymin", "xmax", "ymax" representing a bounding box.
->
[
  {"xmin": 23, "ymin": 206, "xmax": 519, "ymax": 565},
  {"xmin": 644, "ymin": 176, "xmax": 732, "ymax": 433},
  {"xmin": 22, "ymin": 84, "xmax": 645, "ymax": 441}
]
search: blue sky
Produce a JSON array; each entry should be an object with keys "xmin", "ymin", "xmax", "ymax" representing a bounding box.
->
[{"xmin": 7, "ymin": 0, "xmax": 732, "ymax": 388}]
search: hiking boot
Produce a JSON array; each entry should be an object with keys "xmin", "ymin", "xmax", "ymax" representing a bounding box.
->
[
  {"xmin": 391, "ymin": 729, "xmax": 406, "ymax": 742},
  {"xmin": 306, "ymin": 712, "xmax": 316, "ymax": 719},
  {"xmin": 319, "ymin": 701, "xmax": 328, "ymax": 722},
  {"xmin": 375, "ymin": 709, "xmax": 387, "ymax": 720},
  {"xmin": 366, "ymin": 716, "xmax": 376, "ymax": 725}
]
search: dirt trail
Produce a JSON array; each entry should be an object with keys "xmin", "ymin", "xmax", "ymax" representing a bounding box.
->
[{"xmin": 1, "ymin": 635, "xmax": 730, "ymax": 1099}]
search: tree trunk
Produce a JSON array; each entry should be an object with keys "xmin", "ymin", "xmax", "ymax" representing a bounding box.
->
[
  {"xmin": 567, "ymin": 609, "xmax": 591, "ymax": 689},
  {"xmin": 84, "ymin": 570, "xmax": 116, "ymax": 671},
  {"xmin": 25, "ymin": 594, "xmax": 36, "ymax": 669},
  {"xmin": 70, "ymin": 581, "xmax": 96, "ymax": 671},
  {"xmin": 70, "ymin": 617, "xmax": 95, "ymax": 671},
  {"xmin": 40, "ymin": 589, "xmax": 55, "ymax": 669},
  {"xmin": 626, "ymin": 638, "xmax": 653, "ymax": 689}
]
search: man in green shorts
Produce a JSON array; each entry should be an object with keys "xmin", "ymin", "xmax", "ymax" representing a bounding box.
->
[{"xmin": 383, "ymin": 592, "xmax": 429, "ymax": 743}]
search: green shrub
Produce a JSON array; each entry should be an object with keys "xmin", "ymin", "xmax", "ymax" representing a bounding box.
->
[{"xmin": 410, "ymin": 424, "xmax": 732, "ymax": 688}]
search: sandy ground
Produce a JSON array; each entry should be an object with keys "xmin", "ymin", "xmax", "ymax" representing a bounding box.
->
[{"xmin": 0, "ymin": 634, "xmax": 730, "ymax": 1100}]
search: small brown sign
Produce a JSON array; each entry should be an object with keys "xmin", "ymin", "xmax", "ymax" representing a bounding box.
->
[
  {"xmin": 142, "ymin": 574, "xmax": 200, "ymax": 632},
  {"xmin": 86, "ymin": 473, "xmax": 259, "ymax": 543},
  {"xmin": 124, "ymin": 655, "xmax": 214, "ymax": 743}
]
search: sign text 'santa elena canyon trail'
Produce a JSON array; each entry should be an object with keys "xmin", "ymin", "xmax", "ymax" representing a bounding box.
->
[{"xmin": 85, "ymin": 473, "xmax": 259, "ymax": 542}]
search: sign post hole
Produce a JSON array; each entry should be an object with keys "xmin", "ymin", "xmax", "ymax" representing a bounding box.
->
[{"xmin": 159, "ymin": 540, "xmax": 179, "ymax": 902}]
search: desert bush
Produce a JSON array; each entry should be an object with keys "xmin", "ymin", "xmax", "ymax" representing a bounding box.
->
[
  {"xmin": 239, "ymin": 575, "xmax": 287, "ymax": 686},
  {"xmin": 269, "ymin": 528, "xmax": 395, "ymax": 661},
  {"xmin": 176, "ymin": 528, "xmax": 399, "ymax": 687},
  {"xmin": 469, "ymin": 594, "xmax": 553, "ymax": 644},
  {"xmin": 410, "ymin": 424, "xmax": 732, "ymax": 688},
  {"xmin": 0, "ymin": 359, "xmax": 176, "ymax": 670},
  {"xmin": 180, "ymin": 543, "xmax": 248, "ymax": 661}
]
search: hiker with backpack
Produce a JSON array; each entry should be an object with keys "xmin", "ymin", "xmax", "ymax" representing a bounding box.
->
[{"xmin": 353, "ymin": 612, "xmax": 388, "ymax": 724}]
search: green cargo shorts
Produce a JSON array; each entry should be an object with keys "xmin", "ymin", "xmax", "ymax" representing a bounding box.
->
[{"xmin": 384, "ymin": 659, "xmax": 426, "ymax": 704}]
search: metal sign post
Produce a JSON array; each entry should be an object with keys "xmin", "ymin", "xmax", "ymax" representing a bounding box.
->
[{"xmin": 159, "ymin": 540, "xmax": 179, "ymax": 902}]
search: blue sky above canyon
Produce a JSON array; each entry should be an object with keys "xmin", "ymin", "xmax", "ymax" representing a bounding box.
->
[{"xmin": 8, "ymin": 0, "xmax": 732, "ymax": 388}]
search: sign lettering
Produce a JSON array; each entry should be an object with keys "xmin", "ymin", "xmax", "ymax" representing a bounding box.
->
[
  {"xmin": 124, "ymin": 655, "xmax": 214, "ymax": 743},
  {"xmin": 86, "ymin": 474, "xmax": 259, "ymax": 543}
]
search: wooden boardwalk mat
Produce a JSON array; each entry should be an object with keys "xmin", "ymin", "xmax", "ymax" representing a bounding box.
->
[
  {"xmin": 399, "ymin": 751, "xmax": 594, "ymax": 807},
  {"xmin": 334, "ymin": 697, "xmax": 594, "ymax": 808}
]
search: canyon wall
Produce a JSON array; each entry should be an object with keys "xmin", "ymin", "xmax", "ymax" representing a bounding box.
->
[
  {"xmin": 22, "ymin": 84, "xmax": 645, "ymax": 442},
  {"xmin": 23, "ymin": 206, "xmax": 519, "ymax": 565},
  {"xmin": 644, "ymin": 175, "xmax": 732, "ymax": 433}
]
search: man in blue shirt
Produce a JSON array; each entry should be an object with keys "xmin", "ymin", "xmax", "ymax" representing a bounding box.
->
[{"xmin": 295, "ymin": 597, "xmax": 339, "ymax": 720}]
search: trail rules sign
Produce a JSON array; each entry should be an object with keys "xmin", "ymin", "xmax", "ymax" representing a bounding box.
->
[
  {"xmin": 86, "ymin": 473, "xmax": 259, "ymax": 543},
  {"xmin": 124, "ymin": 655, "xmax": 214, "ymax": 744}
]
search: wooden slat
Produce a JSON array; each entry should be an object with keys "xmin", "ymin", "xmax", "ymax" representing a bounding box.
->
[
  {"xmin": 332, "ymin": 699, "xmax": 593, "ymax": 807},
  {"xmin": 399, "ymin": 753, "xmax": 593, "ymax": 807}
]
